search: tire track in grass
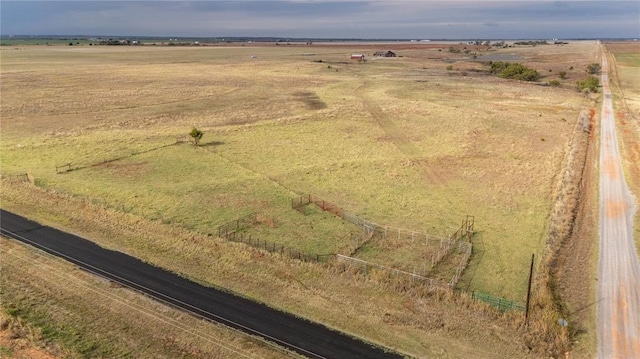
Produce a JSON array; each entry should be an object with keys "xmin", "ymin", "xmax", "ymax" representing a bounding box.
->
[{"xmin": 356, "ymin": 80, "xmax": 444, "ymax": 185}]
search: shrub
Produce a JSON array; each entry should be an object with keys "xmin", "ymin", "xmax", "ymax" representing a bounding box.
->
[
  {"xmin": 490, "ymin": 62, "xmax": 540, "ymax": 81},
  {"xmin": 446, "ymin": 65, "xmax": 453, "ymax": 71},
  {"xmin": 548, "ymin": 80, "xmax": 561, "ymax": 87},
  {"xmin": 577, "ymin": 76, "xmax": 599, "ymax": 93},
  {"xmin": 559, "ymin": 71, "xmax": 567, "ymax": 79},
  {"xmin": 586, "ymin": 63, "xmax": 601, "ymax": 75}
]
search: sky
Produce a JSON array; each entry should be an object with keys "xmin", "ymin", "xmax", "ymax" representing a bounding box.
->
[{"xmin": 1, "ymin": 1, "xmax": 639, "ymax": 40}]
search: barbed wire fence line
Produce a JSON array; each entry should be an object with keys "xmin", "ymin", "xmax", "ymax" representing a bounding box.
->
[{"xmin": 54, "ymin": 141, "xmax": 179, "ymax": 174}]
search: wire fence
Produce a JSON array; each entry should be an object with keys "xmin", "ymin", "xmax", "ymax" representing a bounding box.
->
[
  {"xmin": 221, "ymin": 195, "xmax": 476, "ymax": 293},
  {"xmin": 54, "ymin": 142, "xmax": 178, "ymax": 174},
  {"xmin": 217, "ymin": 213, "xmax": 259, "ymax": 238},
  {"xmin": 335, "ymin": 254, "xmax": 448, "ymax": 289},
  {"xmin": 294, "ymin": 194, "xmax": 475, "ymax": 273},
  {"xmin": 224, "ymin": 231, "xmax": 332, "ymax": 263},
  {"xmin": 217, "ymin": 214, "xmax": 332, "ymax": 263},
  {"xmin": 294, "ymin": 194, "xmax": 474, "ymax": 244},
  {"xmin": 471, "ymin": 291, "xmax": 526, "ymax": 312},
  {"xmin": 448, "ymin": 241, "xmax": 473, "ymax": 287}
]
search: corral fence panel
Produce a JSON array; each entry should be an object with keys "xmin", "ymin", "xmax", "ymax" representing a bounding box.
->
[
  {"xmin": 472, "ymin": 291, "xmax": 526, "ymax": 312},
  {"xmin": 335, "ymin": 254, "xmax": 449, "ymax": 290},
  {"xmin": 217, "ymin": 213, "xmax": 332, "ymax": 263}
]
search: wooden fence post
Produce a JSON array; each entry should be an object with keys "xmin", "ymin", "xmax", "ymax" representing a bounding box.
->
[{"xmin": 525, "ymin": 253, "xmax": 535, "ymax": 326}]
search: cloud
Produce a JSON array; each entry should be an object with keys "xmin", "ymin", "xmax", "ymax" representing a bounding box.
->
[{"xmin": 1, "ymin": 1, "xmax": 639, "ymax": 39}]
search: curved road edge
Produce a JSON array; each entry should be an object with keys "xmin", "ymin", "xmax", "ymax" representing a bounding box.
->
[{"xmin": 0, "ymin": 209, "xmax": 405, "ymax": 359}]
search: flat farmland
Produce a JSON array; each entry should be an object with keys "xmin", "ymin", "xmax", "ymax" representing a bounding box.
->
[
  {"xmin": 1, "ymin": 41, "xmax": 598, "ymax": 357},
  {"xmin": 1, "ymin": 42, "xmax": 596, "ymax": 299}
]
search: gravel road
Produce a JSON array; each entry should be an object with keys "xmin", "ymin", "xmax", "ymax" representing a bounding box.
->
[{"xmin": 597, "ymin": 49, "xmax": 640, "ymax": 359}]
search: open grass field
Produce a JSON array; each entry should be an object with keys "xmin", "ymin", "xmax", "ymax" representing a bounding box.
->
[{"xmin": 1, "ymin": 40, "xmax": 600, "ymax": 357}]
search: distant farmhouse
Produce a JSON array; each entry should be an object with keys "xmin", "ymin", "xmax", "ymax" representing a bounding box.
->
[
  {"xmin": 350, "ymin": 54, "xmax": 366, "ymax": 62},
  {"xmin": 374, "ymin": 50, "xmax": 396, "ymax": 57}
]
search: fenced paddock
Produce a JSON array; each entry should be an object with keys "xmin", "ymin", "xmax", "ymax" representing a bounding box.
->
[
  {"xmin": 335, "ymin": 254, "xmax": 448, "ymax": 290},
  {"xmin": 217, "ymin": 195, "xmax": 476, "ymax": 293},
  {"xmin": 292, "ymin": 194, "xmax": 476, "ymax": 283},
  {"xmin": 217, "ymin": 213, "xmax": 333, "ymax": 263}
]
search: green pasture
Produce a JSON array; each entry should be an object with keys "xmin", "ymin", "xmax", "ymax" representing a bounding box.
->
[{"xmin": 0, "ymin": 44, "xmax": 588, "ymax": 301}]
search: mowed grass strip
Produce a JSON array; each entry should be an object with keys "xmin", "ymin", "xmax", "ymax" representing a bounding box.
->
[{"xmin": 1, "ymin": 43, "xmax": 591, "ymax": 301}]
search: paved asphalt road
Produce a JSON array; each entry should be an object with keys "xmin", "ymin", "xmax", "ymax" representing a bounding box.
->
[
  {"xmin": 596, "ymin": 50, "xmax": 640, "ymax": 358},
  {"xmin": 0, "ymin": 209, "xmax": 404, "ymax": 359}
]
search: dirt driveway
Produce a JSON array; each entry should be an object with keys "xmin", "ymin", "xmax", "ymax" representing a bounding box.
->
[{"xmin": 597, "ymin": 47, "xmax": 640, "ymax": 359}]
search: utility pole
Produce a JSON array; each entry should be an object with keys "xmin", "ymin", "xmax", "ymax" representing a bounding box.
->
[{"xmin": 525, "ymin": 253, "xmax": 535, "ymax": 326}]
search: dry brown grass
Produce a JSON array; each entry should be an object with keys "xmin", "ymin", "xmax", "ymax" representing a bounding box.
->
[
  {"xmin": 0, "ymin": 235, "xmax": 300, "ymax": 359},
  {"xmin": 524, "ymin": 100, "xmax": 595, "ymax": 357},
  {"xmin": 0, "ymin": 41, "xmax": 602, "ymax": 357},
  {"xmin": 2, "ymin": 178, "xmax": 535, "ymax": 358},
  {"xmin": 0, "ymin": 43, "xmax": 592, "ymax": 299}
]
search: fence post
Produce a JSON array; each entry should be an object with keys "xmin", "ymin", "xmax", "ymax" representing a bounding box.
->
[{"xmin": 525, "ymin": 253, "xmax": 535, "ymax": 326}]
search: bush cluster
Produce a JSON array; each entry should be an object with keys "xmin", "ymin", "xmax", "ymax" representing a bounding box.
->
[
  {"xmin": 488, "ymin": 61, "xmax": 540, "ymax": 81},
  {"xmin": 586, "ymin": 63, "xmax": 601, "ymax": 75},
  {"xmin": 577, "ymin": 76, "xmax": 599, "ymax": 93}
]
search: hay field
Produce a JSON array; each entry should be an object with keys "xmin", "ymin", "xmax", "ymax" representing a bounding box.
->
[{"xmin": 1, "ymin": 42, "xmax": 596, "ymax": 299}]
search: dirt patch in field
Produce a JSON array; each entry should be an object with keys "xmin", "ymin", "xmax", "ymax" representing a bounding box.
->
[
  {"xmin": 293, "ymin": 91, "xmax": 327, "ymax": 110},
  {"xmin": 0, "ymin": 324, "xmax": 60, "ymax": 359}
]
